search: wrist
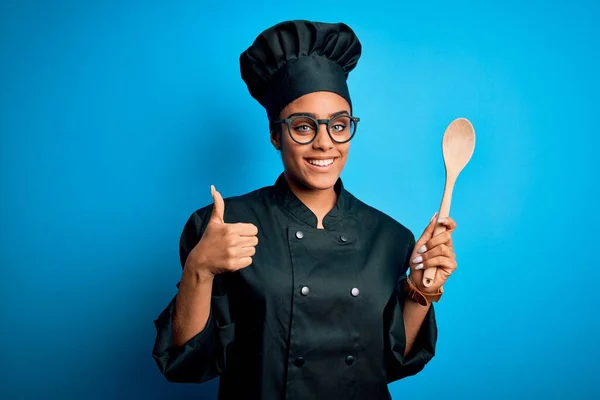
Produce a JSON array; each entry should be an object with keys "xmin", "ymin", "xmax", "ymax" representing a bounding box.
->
[
  {"xmin": 183, "ymin": 261, "xmax": 215, "ymax": 285},
  {"xmin": 403, "ymin": 275, "xmax": 443, "ymax": 307}
]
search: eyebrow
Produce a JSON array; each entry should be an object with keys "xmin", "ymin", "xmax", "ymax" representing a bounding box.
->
[{"xmin": 285, "ymin": 110, "xmax": 350, "ymax": 119}]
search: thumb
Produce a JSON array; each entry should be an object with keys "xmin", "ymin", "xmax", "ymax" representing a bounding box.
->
[
  {"xmin": 415, "ymin": 212, "xmax": 438, "ymax": 250},
  {"xmin": 209, "ymin": 185, "xmax": 225, "ymax": 224}
]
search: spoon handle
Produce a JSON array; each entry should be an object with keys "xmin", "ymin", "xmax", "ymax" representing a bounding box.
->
[{"xmin": 422, "ymin": 175, "xmax": 455, "ymax": 287}]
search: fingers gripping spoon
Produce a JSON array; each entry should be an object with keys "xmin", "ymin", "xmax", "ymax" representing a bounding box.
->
[{"xmin": 422, "ymin": 118, "xmax": 476, "ymax": 288}]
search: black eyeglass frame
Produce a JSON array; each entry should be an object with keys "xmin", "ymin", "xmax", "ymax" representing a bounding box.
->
[{"xmin": 271, "ymin": 115, "xmax": 361, "ymax": 145}]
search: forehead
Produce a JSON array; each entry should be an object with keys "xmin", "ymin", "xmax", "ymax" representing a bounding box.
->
[{"xmin": 283, "ymin": 91, "xmax": 350, "ymax": 116}]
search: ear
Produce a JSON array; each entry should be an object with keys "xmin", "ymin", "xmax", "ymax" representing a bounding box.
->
[{"xmin": 270, "ymin": 129, "xmax": 281, "ymax": 150}]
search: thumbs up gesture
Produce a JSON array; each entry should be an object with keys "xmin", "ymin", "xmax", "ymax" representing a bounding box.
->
[{"xmin": 184, "ymin": 185, "xmax": 259, "ymax": 279}]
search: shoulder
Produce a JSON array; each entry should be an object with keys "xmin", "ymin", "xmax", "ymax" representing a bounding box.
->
[
  {"xmin": 344, "ymin": 189, "xmax": 415, "ymax": 245},
  {"xmin": 186, "ymin": 183, "xmax": 274, "ymax": 225}
]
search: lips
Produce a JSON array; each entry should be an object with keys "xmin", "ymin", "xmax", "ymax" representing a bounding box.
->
[
  {"xmin": 304, "ymin": 157, "xmax": 339, "ymax": 172},
  {"xmin": 306, "ymin": 158, "xmax": 334, "ymax": 167}
]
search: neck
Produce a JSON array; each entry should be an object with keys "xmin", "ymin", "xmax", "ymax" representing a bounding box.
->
[{"xmin": 284, "ymin": 172, "xmax": 338, "ymax": 229}]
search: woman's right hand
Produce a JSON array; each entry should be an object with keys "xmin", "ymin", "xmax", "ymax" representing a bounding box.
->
[{"xmin": 184, "ymin": 185, "xmax": 259, "ymax": 280}]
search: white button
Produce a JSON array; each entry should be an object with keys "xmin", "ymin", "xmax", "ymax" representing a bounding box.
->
[
  {"xmin": 301, "ymin": 286, "xmax": 310, "ymax": 295},
  {"xmin": 351, "ymin": 288, "xmax": 360, "ymax": 297},
  {"xmin": 296, "ymin": 231, "xmax": 304, "ymax": 239}
]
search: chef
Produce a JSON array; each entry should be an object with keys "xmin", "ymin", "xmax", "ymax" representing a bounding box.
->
[{"xmin": 152, "ymin": 19, "xmax": 457, "ymax": 400}]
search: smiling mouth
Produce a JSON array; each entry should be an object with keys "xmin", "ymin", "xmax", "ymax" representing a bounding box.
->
[{"xmin": 306, "ymin": 158, "xmax": 336, "ymax": 167}]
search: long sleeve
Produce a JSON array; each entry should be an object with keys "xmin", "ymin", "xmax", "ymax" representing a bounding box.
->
[
  {"xmin": 151, "ymin": 209, "xmax": 236, "ymax": 383},
  {"xmin": 384, "ymin": 235, "xmax": 438, "ymax": 383}
]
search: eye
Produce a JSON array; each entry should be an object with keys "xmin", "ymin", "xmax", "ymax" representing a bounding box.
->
[
  {"xmin": 331, "ymin": 123, "xmax": 347, "ymax": 132},
  {"xmin": 330, "ymin": 116, "xmax": 351, "ymax": 133},
  {"xmin": 294, "ymin": 124, "xmax": 313, "ymax": 133},
  {"xmin": 290, "ymin": 117, "xmax": 316, "ymax": 135}
]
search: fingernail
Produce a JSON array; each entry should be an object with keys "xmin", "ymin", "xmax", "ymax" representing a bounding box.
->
[
  {"xmin": 437, "ymin": 217, "xmax": 446, "ymax": 223},
  {"xmin": 415, "ymin": 263, "xmax": 424, "ymax": 270},
  {"xmin": 418, "ymin": 245, "xmax": 427, "ymax": 254},
  {"xmin": 412, "ymin": 256, "xmax": 423, "ymax": 263},
  {"xmin": 430, "ymin": 212, "xmax": 438, "ymax": 222}
]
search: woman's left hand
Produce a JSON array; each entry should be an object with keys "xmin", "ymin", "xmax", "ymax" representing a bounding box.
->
[{"xmin": 408, "ymin": 213, "xmax": 458, "ymax": 293}]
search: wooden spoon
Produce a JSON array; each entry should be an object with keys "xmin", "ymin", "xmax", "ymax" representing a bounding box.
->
[{"xmin": 422, "ymin": 117, "xmax": 475, "ymax": 288}]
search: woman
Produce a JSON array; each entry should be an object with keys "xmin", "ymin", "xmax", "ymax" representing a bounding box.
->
[{"xmin": 152, "ymin": 20, "xmax": 457, "ymax": 400}]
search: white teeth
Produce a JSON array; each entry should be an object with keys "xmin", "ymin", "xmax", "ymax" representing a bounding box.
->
[{"xmin": 308, "ymin": 159, "xmax": 334, "ymax": 167}]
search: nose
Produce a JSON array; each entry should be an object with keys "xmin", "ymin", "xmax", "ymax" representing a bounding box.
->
[{"xmin": 312, "ymin": 123, "xmax": 334, "ymax": 150}]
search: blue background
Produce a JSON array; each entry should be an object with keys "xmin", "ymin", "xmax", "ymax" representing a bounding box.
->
[{"xmin": 1, "ymin": 0, "xmax": 598, "ymax": 398}]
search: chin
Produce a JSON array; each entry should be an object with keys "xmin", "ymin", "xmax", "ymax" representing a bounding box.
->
[
  {"xmin": 302, "ymin": 171, "xmax": 340, "ymax": 191},
  {"xmin": 285, "ymin": 159, "xmax": 345, "ymax": 191}
]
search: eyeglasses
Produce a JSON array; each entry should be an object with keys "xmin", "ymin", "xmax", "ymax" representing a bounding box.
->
[{"xmin": 272, "ymin": 114, "xmax": 360, "ymax": 145}]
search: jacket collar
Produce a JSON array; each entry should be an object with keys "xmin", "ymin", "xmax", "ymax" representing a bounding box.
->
[{"xmin": 273, "ymin": 172, "xmax": 349, "ymax": 229}]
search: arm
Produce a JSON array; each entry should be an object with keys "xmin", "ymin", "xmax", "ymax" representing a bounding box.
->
[
  {"xmin": 385, "ymin": 235, "xmax": 438, "ymax": 383},
  {"xmin": 386, "ymin": 215, "xmax": 458, "ymax": 382},
  {"xmin": 402, "ymin": 298, "xmax": 431, "ymax": 356},
  {"xmin": 172, "ymin": 266, "xmax": 214, "ymax": 347},
  {"xmin": 152, "ymin": 209, "xmax": 235, "ymax": 384}
]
